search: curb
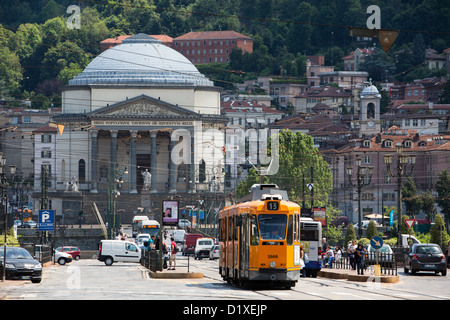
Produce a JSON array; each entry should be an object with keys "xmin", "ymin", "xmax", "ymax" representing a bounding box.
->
[
  {"xmin": 318, "ymin": 270, "xmax": 399, "ymax": 283},
  {"xmin": 149, "ymin": 271, "xmax": 203, "ymax": 279}
]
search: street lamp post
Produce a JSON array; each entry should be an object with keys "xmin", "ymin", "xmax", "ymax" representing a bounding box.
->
[
  {"xmin": 346, "ymin": 157, "xmax": 374, "ymax": 238},
  {"xmin": 107, "ymin": 165, "xmax": 128, "ymax": 239},
  {"xmin": 383, "ymin": 143, "xmax": 416, "ymax": 244}
]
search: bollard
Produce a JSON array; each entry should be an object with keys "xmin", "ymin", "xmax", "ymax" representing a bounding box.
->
[{"xmin": 374, "ymin": 264, "xmax": 381, "ymax": 277}]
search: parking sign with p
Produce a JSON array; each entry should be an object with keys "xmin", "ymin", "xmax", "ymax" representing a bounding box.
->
[{"xmin": 39, "ymin": 210, "xmax": 55, "ymax": 231}]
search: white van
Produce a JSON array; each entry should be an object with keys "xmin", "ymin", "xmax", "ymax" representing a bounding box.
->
[
  {"xmin": 194, "ymin": 238, "xmax": 214, "ymax": 260},
  {"xmin": 173, "ymin": 229, "xmax": 186, "ymax": 244},
  {"xmin": 98, "ymin": 240, "xmax": 141, "ymax": 266}
]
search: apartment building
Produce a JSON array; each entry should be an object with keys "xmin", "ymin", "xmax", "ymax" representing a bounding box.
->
[{"xmin": 172, "ymin": 31, "xmax": 253, "ymax": 64}]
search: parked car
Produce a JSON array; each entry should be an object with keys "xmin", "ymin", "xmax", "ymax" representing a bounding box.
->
[
  {"xmin": 55, "ymin": 246, "xmax": 81, "ymax": 260},
  {"xmin": 404, "ymin": 243, "xmax": 447, "ymax": 276},
  {"xmin": 194, "ymin": 238, "xmax": 214, "ymax": 260},
  {"xmin": 178, "ymin": 219, "xmax": 191, "ymax": 228},
  {"xmin": 209, "ymin": 245, "xmax": 219, "ymax": 260},
  {"xmin": 364, "ymin": 244, "xmax": 395, "ymax": 268},
  {"xmin": 98, "ymin": 240, "xmax": 141, "ymax": 266},
  {"xmin": 135, "ymin": 234, "xmax": 150, "ymax": 247},
  {"xmin": 0, "ymin": 246, "xmax": 42, "ymax": 283},
  {"xmin": 55, "ymin": 250, "xmax": 73, "ymax": 265},
  {"xmin": 23, "ymin": 220, "xmax": 37, "ymax": 228},
  {"xmin": 13, "ymin": 220, "xmax": 22, "ymax": 228}
]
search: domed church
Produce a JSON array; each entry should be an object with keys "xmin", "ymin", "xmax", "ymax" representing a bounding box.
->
[{"xmin": 36, "ymin": 34, "xmax": 228, "ymax": 223}]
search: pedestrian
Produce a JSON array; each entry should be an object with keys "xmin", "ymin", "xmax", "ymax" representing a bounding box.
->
[
  {"xmin": 447, "ymin": 240, "xmax": 450, "ymax": 268},
  {"xmin": 324, "ymin": 246, "xmax": 334, "ymax": 268},
  {"xmin": 355, "ymin": 243, "xmax": 366, "ymax": 275},
  {"xmin": 169, "ymin": 236, "xmax": 177, "ymax": 270},
  {"xmin": 335, "ymin": 246, "xmax": 342, "ymax": 263},
  {"xmin": 162, "ymin": 242, "xmax": 168, "ymax": 269},
  {"xmin": 347, "ymin": 240, "xmax": 357, "ymax": 270},
  {"xmin": 300, "ymin": 246, "xmax": 306, "ymax": 277}
]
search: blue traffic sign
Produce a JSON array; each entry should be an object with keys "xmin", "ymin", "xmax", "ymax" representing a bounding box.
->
[
  {"xmin": 370, "ymin": 236, "xmax": 383, "ymax": 250},
  {"xmin": 39, "ymin": 210, "xmax": 55, "ymax": 231}
]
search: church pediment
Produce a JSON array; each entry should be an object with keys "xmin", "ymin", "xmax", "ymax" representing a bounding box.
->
[{"xmin": 90, "ymin": 95, "xmax": 197, "ymax": 117}]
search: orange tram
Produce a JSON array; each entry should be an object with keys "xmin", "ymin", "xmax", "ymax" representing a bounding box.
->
[{"xmin": 218, "ymin": 184, "xmax": 301, "ymax": 288}]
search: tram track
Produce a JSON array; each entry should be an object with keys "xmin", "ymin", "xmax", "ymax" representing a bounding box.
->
[
  {"xmin": 297, "ymin": 276, "xmax": 448, "ymax": 300},
  {"xmin": 189, "ymin": 260, "xmax": 450, "ymax": 300}
]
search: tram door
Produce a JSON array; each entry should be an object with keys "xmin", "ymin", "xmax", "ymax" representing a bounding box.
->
[{"xmin": 239, "ymin": 214, "xmax": 249, "ymax": 279}]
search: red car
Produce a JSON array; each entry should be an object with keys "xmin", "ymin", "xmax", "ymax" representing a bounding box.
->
[{"xmin": 55, "ymin": 246, "xmax": 81, "ymax": 260}]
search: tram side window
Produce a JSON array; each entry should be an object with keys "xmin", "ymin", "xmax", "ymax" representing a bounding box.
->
[
  {"xmin": 218, "ymin": 218, "xmax": 223, "ymax": 241},
  {"xmin": 294, "ymin": 214, "xmax": 300, "ymax": 242},
  {"xmin": 250, "ymin": 215, "xmax": 259, "ymax": 246},
  {"xmin": 234, "ymin": 216, "xmax": 238, "ymax": 241},
  {"xmin": 228, "ymin": 216, "xmax": 233, "ymax": 241},
  {"xmin": 287, "ymin": 215, "xmax": 293, "ymax": 246}
]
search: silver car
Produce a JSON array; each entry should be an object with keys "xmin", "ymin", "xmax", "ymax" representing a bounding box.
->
[{"xmin": 364, "ymin": 243, "xmax": 395, "ymax": 268}]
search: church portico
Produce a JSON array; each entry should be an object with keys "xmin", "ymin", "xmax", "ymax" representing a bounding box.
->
[
  {"xmin": 53, "ymin": 94, "xmax": 227, "ymax": 196},
  {"xmin": 34, "ymin": 33, "xmax": 228, "ymax": 226}
]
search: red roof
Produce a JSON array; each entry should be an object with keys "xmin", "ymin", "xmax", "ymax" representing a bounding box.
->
[
  {"xmin": 342, "ymin": 48, "xmax": 375, "ymax": 60},
  {"xmin": 100, "ymin": 34, "xmax": 173, "ymax": 44},
  {"xmin": 174, "ymin": 31, "xmax": 252, "ymax": 41},
  {"xmin": 221, "ymin": 100, "xmax": 282, "ymax": 114},
  {"xmin": 32, "ymin": 125, "xmax": 57, "ymax": 134}
]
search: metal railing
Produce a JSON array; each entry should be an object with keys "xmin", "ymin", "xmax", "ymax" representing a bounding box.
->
[
  {"xmin": 141, "ymin": 249, "xmax": 190, "ymax": 273},
  {"xmin": 323, "ymin": 252, "xmax": 397, "ymax": 276},
  {"xmin": 23, "ymin": 243, "xmax": 53, "ymax": 264}
]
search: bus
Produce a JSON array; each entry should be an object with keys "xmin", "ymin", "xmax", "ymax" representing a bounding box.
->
[
  {"xmin": 300, "ymin": 217, "xmax": 322, "ymax": 277},
  {"xmin": 138, "ymin": 220, "xmax": 160, "ymax": 237},
  {"xmin": 219, "ymin": 184, "xmax": 301, "ymax": 288},
  {"xmin": 132, "ymin": 215, "xmax": 149, "ymax": 237}
]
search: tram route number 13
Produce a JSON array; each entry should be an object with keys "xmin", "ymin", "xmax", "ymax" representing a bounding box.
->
[{"xmin": 267, "ymin": 201, "xmax": 279, "ymax": 211}]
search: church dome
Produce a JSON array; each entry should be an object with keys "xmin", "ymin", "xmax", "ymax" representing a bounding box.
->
[
  {"xmin": 361, "ymin": 84, "xmax": 381, "ymax": 97},
  {"xmin": 69, "ymin": 33, "xmax": 213, "ymax": 86}
]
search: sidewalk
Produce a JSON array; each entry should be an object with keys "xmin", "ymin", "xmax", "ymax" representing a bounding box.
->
[{"xmin": 318, "ymin": 267, "xmax": 399, "ymax": 283}]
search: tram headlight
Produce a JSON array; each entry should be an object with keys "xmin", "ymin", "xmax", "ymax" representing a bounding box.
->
[{"xmin": 270, "ymin": 261, "xmax": 276, "ymax": 269}]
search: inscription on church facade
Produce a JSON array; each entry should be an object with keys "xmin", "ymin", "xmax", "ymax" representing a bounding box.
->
[{"xmin": 92, "ymin": 120, "xmax": 194, "ymax": 127}]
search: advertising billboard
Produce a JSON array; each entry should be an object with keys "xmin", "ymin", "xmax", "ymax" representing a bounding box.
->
[{"xmin": 162, "ymin": 200, "xmax": 179, "ymax": 226}]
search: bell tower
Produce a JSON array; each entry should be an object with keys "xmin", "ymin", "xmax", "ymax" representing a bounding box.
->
[{"xmin": 360, "ymin": 81, "xmax": 381, "ymax": 137}]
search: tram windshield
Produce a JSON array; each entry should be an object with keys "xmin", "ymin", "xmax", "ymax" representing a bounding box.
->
[{"xmin": 258, "ymin": 214, "xmax": 287, "ymax": 240}]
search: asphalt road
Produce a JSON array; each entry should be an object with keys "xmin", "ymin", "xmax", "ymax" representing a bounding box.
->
[{"xmin": 1, "ymin": 257, "xmax": 449, "ymax": 301}]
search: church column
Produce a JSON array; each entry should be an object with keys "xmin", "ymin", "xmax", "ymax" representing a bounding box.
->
[
  {"xmin": 150, "ymin": 131, "xmax": 158, "ymax": 193},
  {"xmin": 189, "ymin": 130, "xmax": 195, "ymax": 193},
  {"xmin": 129, "ymin": 130, "xmax": 138, "ymax": 194},
  {"xmin": 110, "ymin": 130, "xmax": 118, "ymax": 173},
  {"xmin": 168, "ymin": 135, "xmax": 176, "ymax": 193},
  {"xmin": 90, "ymin": 130, "xmax": 98, "ymax": 193}
]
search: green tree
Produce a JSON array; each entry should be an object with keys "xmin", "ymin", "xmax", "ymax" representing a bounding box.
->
[
  {"xmin": 430, "ymin": 214, "xmax": 450, "ymax": 246},
  {"xmin": 0, "ymin": 46, "xmax": 23, "ymax": 93},
  {"xmin": 402, "ymin": 177, "xmax": 422, "ymax": 218},
  {"xmin": 420, "ymin": 190, "xmax": 436, "ymax": 221},
  {"xmin": 266, "ymin": 130, "xmax": 332, "ymax": 206},
  {"xmin": 58, "ymin": 62, "xmax": 84, "ymax": 85},
  {"xmin": 435, "ymin": 169, "xmax": 450, "ymax": 230},
  {"xmin": 0, "ymin": 227, "xmax": 20, "ymax": 246},
  {"xmin": 366, "ymin": 220, "xmax": 378, "ymax": 240},
  {"xmin": 358, "ymin": 48, "xmax": 395, "ymax": 82},
  {"xmin": 344, "ymin": 223, "xmax": 357, "ymax": 247}
]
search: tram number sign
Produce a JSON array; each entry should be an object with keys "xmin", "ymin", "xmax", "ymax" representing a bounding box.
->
[{"xmin": 267, "ymin": 201, "xmax": 279, "ymax": 211}]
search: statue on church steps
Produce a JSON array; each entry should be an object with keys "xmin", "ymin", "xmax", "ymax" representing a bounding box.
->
[{"xmin": 141, "ymin": 169, "xmax": 151, "ymax": 190}]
